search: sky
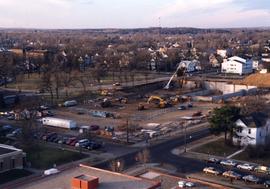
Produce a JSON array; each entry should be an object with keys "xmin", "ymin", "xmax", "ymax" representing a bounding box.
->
[{"xmin": 0, "ymin": 0, "xmax": 270, "ymax": 29}]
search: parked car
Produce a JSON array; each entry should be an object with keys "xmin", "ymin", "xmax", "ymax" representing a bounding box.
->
[
  {"xmin": 66, "ymin": 137, "xmax": 76, "ymax": 145},
  {"xmin": 75, "ymin": 139, "xmax": 90, "ymax": 147},
  {"xmin": 113, "ymin": 82, "xmax": 121, "ymax": 86},
  {"xmin": 254, "ymin": 166, "xmax": 270, "ymax": 174},
  {"xmin": 178, "ymin": 181, "xmax": 195, "ymax": 188},
  {"xmin": 40, "ymin": 105, "xmax": 50, "ymax": 110},
  {"xmin": 220, "ymin": 159, "xmax": 237, "ymax": 167},
  {"xmin": 86, "ymin": 142, "xmax": 102, "ymax": 150},
  {"xmin": 63, "ymin": 100, "xmax": 78, "ymax": 107},
  {"xmin": 90, "ymin": 125, "xmax": 100, "ymax": 131},
  {"xmin": 187, "ymin": 103, "xmax": 193, "ymax": 108},
  {"xmin": 237, "ymin": 163, "xmax": 254, "ymax": 171},
  {"xmin": 1, "ymin": 125, "xmax": 14, "ymax": 133},
  {"xmin": 7, "ymin": 115, "xmax": 15, "ymax": 120},
  {"xmin": 242, "ymin": 175, "xmax": 260, "ymax": 184},
  {"xmin": 44, "ymin": 133, "xmax": 57, "ymax": 141},
  {"xmin": 178, "ymin": 105, "xmax": 186, "ymax": 110},
  {"xmin": 44, "ymin": 168, "xmax": 59, "ymax": 176},
  {"xmin": 48, "ymin": 135, "xmax": 58, "ymax": 142},
  {"xmin": 6, "ymin": 128, "xmax": 22, "ymax": 138},
  {"xmin": 58, "ymin": 137, "xmax": 68, "ymax": 144},
  {"xmin": 222, "ymin": 171, "xmax": 242, "ymax": 180},
  {"xmin": 264, "ymin": 180, "xmax": 270, "ymax": 188},
  {"xmin": 203, "ymin": 167, "xmax": 221, "ymax": 175},
  {"xmin": 185, "ymin": 182, "xmax": 195, "ymax": 187},
  {"xmin": 207, "ymin": 157, "xmax": 220, "ymax": 164},
  {"xmin": 70, "ymin": 139, "xmax": 78, "ymax": 146}
]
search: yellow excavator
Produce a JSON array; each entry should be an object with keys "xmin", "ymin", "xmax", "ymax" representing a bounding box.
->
[
  {"xmin": 147, "ymin": 96, "xmax": 168, "ymax": 108},
  {"xmin": 138, "ymin": 96, "xmax": 169, "ymax": 110}
]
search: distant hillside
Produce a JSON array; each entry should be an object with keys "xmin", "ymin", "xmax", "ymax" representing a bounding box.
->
[{"xmin": 0, "ymin": 27, "xmax": 233, "ymax": 35}]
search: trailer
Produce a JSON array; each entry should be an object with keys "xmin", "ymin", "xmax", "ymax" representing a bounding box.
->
[{"xmin": 42, "ymin": 117, "xmax": 77, "ymax": 129}]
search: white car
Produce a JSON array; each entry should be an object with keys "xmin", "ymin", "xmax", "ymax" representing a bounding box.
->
[
  {"xmin": 44, "ymin": 168, "xmax": 59, "ymax": 176},
  {"xmin": 242, "ymin": 175, "xmax": 260, "ymax": 183},
  {"xmin": 236, "ymin": 163, "xmax": 254, "ymax": 171},
  {"xmin": 178, "ymin": 181, "xmax": 195, "ymax": 188},
  {"xmin": 220, "ymin": 159, "xmax": 237, "ymax": 167}
]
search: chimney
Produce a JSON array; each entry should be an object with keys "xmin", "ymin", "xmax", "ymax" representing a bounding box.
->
[{"xmin": 71, "ymin": 175, "xmax": 99, "ymax": 189}]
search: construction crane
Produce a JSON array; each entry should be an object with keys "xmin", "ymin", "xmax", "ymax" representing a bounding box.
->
[{"xmin": 164, "ymin": 64, "xmax": 186, "ymax": 90}]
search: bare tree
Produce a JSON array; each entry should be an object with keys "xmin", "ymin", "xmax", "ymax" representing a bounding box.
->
[
  {"xmin": 109, "ymin": 159, "xmax": 125, "ymax": 172},
  {"xmin": 40, "ymin": 72, "xmax": 54, "ymax": 103},
  {"xmin": 135, "ymin": 148, "xmax": 151, "ymax": 167}
]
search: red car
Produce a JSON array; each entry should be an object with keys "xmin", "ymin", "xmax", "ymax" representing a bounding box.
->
[
  {"xmin": 90, "ymin": 125, "xmax": 100, "ymax": 131},
  {"xmin": 70, "ymin": 139, "xmax": 78, "ymax": 146},
  {"xmin": 66, "ymin": 137, "xmax": 76, "ymax": 145}
]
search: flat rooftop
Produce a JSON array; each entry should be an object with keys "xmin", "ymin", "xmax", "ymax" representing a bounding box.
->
[
  {"xmin": 20, "ymin": 165, "xmax": 159, "ymax": 189},
  {"xmin": 0, "ymin": 145, "xmax": 20, "ymax": 156}
]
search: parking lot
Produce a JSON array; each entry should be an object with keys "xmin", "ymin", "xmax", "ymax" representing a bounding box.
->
[{"xmin": 192, "ymin": 158, "xmax": 270, "ymax": 189}]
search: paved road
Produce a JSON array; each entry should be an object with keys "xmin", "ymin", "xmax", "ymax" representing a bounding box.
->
[
  {"xmin": 95, "ymin": 128, "xmax": 210, "ymax": 173},
  {"xmin": 95, "ymin": 127, "xmax": 270, "ymax": 188}
]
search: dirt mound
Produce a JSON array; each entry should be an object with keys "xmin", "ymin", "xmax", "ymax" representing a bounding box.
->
[{"xmin": 237, "ymin": 73, "xmax": 270, "ymax": 87}]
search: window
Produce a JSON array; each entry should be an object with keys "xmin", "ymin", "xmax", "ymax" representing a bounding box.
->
[
  {"xmin": 237, "ymin": 127, "xmax": 243, "ymax": 133},
  {"xmin": 0, "ymin": 162, "xmax": 3, "ymax": 170},
  {"xmin": 11, "ymin": 159, "xmax": 15, "ymax": 168},
  {"xmin": 248, "ymin": 129, "xmax": 251, "ymax": 134}
]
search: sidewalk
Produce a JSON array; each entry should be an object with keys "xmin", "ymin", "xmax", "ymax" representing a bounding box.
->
[{"xmin": 132, "ymin": 122, "xmax": 209, "ymax": 148}]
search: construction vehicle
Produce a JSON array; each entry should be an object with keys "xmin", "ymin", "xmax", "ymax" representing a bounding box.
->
[
  {"xmin": 147, "ymin": 96, "xmax": 169, "ymax": 108},
  {"xmin": 138, "ymin": 96, "xmax": 171, "ymax": 111},
  {"xmin": 169, "ymin": 96, "xmax": 180, "ymax": 105},
  {"xmin": 164, "ymin": 64, "xmax": 186, "ymax": 89},
  {"xmin": 138, "ymin": 103, "xmax": 146, "ymax": 111},
  {"xmin": 100, "ymin": 98, "xmax": 112, "ymax": 108},
  {"xmin": 99, "ymin": 89, "xmax": 114, "ymax": 96}
]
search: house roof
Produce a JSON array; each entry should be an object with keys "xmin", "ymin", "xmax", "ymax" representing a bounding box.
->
[
  {"xmin": 240, "ymin": 112, "xmax": 268, "ymax": 128},
  {"xmin": 228, "ymin": 56, "xmax": 246, "ymax": 64}
]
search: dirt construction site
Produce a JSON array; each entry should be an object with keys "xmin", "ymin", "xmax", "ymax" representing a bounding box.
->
[{"xmin": 53, "ymin": 81, "xmax": 219, "ymax": 144}]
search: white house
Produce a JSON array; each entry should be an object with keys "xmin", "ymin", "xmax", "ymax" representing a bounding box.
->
[
  {"xmin": 221, "ymin": 56, "xmax": 253, "ymax": 75},
  {"xmin": 233, "ymin": 112, "xmax": 270, "ymax": 146},
  {"xmin": 217, "ymin": 49, "xmax": 227, "ymax": 58},
  {"xmin": 178, "ymin": 60, "xmax": 200, "ymax": 73},
  {"xmin": 252, "ymin": 60, "xmax": 259, "ymax": 70}
]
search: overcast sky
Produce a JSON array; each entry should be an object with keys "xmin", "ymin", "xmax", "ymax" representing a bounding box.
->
[{"xmin": 0, "ymin": 0, "xmax": 270, "ymax": 29}]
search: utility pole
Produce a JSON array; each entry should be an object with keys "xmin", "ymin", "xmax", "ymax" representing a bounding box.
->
[
  {"xmin": 184, "ymin": 122, "xmax": 187, "ymax": 153},
  {"xmin": 158, "ymin": 17, "xmax": 161, "ymax": 37},
  {"xmin": 126, "ymin": 119, "xmax": 129, "ymax": 143}
]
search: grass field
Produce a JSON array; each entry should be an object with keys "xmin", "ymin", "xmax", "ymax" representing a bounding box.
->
[
  {"xmin": 25, "ymin": 145, "xmax": 87, "ymax": 169},
  {"xmin": 235, "ymin": 150, "xmax": 270, "ymax": 165},
  {"xmin": 193, "ymin": 139, "xmax": 240, "ymax": 157},
  {"xmin": 0, "ymin": 169, "xmax": 32, "ymax": 185}
]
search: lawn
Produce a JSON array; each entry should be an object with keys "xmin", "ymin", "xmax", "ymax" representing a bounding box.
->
[
  {"xmin": 193, "ymin": 139, "xmax": 240, "ymax": 157},
  {"xmin": 0, "ymin": 169, "xmax": 32, "ymax": 185},
  {"xmin": 6, "ymin": 73, "xmax": 42, "ymax": 90},
  {"xmin": 25, "ymin": 145, "xmax": 87, "ymax": 169},
  {"xmin": 235, "ymin": 150, "xmax": 270, "ymax": 165}
]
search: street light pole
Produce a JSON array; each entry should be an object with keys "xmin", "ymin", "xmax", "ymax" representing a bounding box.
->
[
  {"xmin": 184, "ymin": 122, "xmax": 187, "ymax": 153},
  {"xmin": 126, "ymin": 119, "xmax": 129, "ymax": 143}
]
